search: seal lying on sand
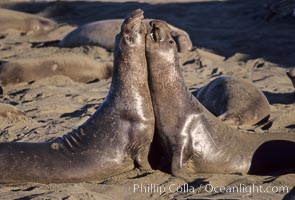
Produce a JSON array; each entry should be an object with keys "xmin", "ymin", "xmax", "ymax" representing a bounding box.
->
[
  {"xmin": 0, "ymin": 54, "xmax": 112, "ymax": 85},
  {"xmin": 146, "ymin": 20, "xmax": 295, "ymax": 179},
  {"xmin": 287, "ymin": 68, "xmax": 295, "ymax": 88},
  {"xmin": 193, "ymin": 76, "xmax": 270, "ymax": 126},
  {"xmin": 0, "ymin": 8, "xmax": 56, "ymax": 34},
  {"xmin": 0, "ymin": 9, "xmax": 155, "ymax": 183},
  {"xmin": 59, "ymin": 19, "xmax": 192, "ymax": 52}
]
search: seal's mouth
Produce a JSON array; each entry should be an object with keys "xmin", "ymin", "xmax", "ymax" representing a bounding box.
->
[
  {"xmin": 150, "ymin": 27, "xmax": 162, "ymax": 42},
  {"xmin": 149, "ymin": 20, "xmax": 167, "ymax": 42}
]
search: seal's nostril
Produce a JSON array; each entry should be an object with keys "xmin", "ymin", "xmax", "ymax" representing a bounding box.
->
[{"xmin": 149, "ymin": 21, "xmax": 155, "ymax": 28}]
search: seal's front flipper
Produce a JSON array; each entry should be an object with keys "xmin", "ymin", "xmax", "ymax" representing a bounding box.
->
[
  {"xmin": 172, "ymin": 157, "xmax": 194, "ymax": 182},
  {"xmin": 134, "ymin": 145, "xmax": 152, "ymax": 171}
]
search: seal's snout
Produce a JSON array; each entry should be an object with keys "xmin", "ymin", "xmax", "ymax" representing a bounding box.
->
[
  {"xmin": 149, "ymin": 20, "xmax": 167, "ymax": 42},
  {"xmin": 149, "ymin": 20, "xmax": 169, "ymax": 29},
  {"xmin": 122, "ymin": 9, "xmax": 144, "ymax": 34},
  {"xmin": 150, "ymin": 27, "xmax": 161, "ymax": 42},
  {"xmin": 130, "ymin": 9, "xmax": 144, "ymax": 19},
  {"xmin": 125, "ymin": 9, "xmax": 144, "ymax": 23}
]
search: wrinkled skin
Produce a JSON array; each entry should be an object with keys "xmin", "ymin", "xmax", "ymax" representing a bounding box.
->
[
  {"xmin": 0, "ymin": 9, "xmax": 155, "ymax": 183},
  {"xmin": 146, "ymin": 20, "xmax": 295, "ymax": 180}
]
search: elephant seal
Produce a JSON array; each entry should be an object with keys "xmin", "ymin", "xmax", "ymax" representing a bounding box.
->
[
  {"xmin": 287, "ymin": 68, "xmax": 295, "ymax": 88},
  {"xmin": 193, "ymin": 76, "xmax": 270, "ymax": 126},
  {"xmin": 146, "ymin": 20, "xmax": 295, "ymax": 179},
  {"xmin": 0, "ymin": 54, "xmax": 112, "ymax": 85},
  {"xmin": 0, "ymin": 9, "xmax": 155, "ymax": 183},
  {"xmin": 59, "ymin": 19, "xmax": 192, "ymax": 52},
  {"xmin": 0, "ymin": 8, "xmax": 56, "ymax": 33}
]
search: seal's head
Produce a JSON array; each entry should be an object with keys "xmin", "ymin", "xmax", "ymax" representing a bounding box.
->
[
  {"xmin": 111, "ymin": 9, "xmax": 148, "ymax": 92},
  {"xmin": 145, "ymin": 20, "xmax": 182, "ymax": 87},
  {"xmin": 146, "ymin": 20, "xmax": 178, "ymax": 71},
  {"xmin": 115, "ymin": 9, "xmax": 146, "ymax": 54}
]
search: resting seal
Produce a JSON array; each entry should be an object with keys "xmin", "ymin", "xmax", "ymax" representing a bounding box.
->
[
  {"xmin": 146, "ymin": 20, "xmax": 295, "ymax": 179},
  {"xmin": 0, "ymin": 54, "xmax": 112, "ymax": 85},
  {"xmin": 193, "ymin": 76, "xmax": 270, "ymax": 126},
  {"xmin": 0, "ymin": 9, "xmax": 155, "ymax": 183},
  {"xmin": 59, "ymin": 19, "xmax": 192, "ymax": 52},
  {"xmin": 0, "ymin": 8, "xmax": 56, "ymax": 33}
]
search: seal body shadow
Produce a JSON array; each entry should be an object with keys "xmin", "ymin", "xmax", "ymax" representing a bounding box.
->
[
  {"xmin": 146, "ymin": 20, "xmax": 295, "ymax": 180},
  {"xmin": 0, "ymin": 9, "xmax": 154, "ymax": 183},
  {"xmin": 249, "ymin": 140, "xmax": 295, "ymax": 174}
]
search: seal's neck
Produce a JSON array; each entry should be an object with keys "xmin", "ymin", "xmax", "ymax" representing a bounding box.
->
[
  {"xmin": 148, "ymin": 53, "xmax": 189, "ymax": 105},
  {"xmin": 148, "ymin": 51, "xmax": 232, "ymax": 145},
  {"xmin": 112, "ymin": 50, "xmax": 147, "ymax": 90}
]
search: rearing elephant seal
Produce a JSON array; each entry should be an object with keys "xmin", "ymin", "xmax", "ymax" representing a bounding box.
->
[
  {"xmin": 0, "ymin": 9, "xmax": 155, "ymax": 183},
  {"xmin": 193, "ymin": 76, "xmax": 270, "ymax": 126},
  {"xmin": 146, "ymin": 20, "xmax": 295, "ymax": 179}
]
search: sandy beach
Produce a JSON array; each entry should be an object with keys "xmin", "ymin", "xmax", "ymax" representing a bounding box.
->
[{"xmin": 0, "ymin": 0, "xmax": 294, "ymax": 199}]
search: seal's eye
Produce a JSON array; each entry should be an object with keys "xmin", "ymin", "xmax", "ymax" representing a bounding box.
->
[{"xmin": 169, "ymin": 40, "xmax": 174, "ymax": 45}]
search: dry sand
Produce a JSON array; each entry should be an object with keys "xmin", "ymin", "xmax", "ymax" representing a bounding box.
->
[{"xmin": 0, "ymin": 0, "xmax": 294, "ymax": 199}]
